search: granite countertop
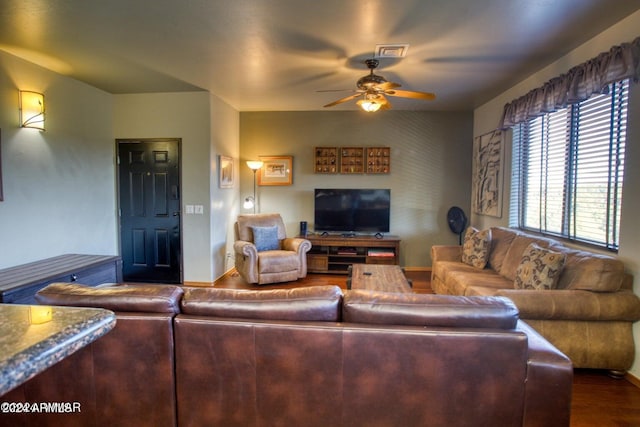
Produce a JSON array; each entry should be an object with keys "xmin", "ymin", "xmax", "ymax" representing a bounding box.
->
[{"xmin": 0, "ymin": 304, "xmax": 116, "ymax": 396}]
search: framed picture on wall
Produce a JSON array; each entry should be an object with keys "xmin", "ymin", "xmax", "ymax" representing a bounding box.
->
[
  {"xmin": 258, "ymin": 156, "xmax": 293, "ymax": 186},
  {"xmin": 218, "ymin": 155, "xmax": 234, "ymax": 189},
  {"xmin": 472, "ymin": 130, "xmax": 503, "ymax": 218}
]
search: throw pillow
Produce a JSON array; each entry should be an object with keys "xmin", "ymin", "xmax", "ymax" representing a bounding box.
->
[
  {"xmin": 251, "ymin": 225, "xmax": 280, "ymax": 252},
  {"xmin": 514, "ymin": 243, "xmax": 566, "ymax": 290},
  {"xmin": 461, "ymin": 227, "xmax": 492, "ymax": 269}
]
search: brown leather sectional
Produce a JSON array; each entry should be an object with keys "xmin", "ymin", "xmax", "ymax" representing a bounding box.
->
[{"xmin": 3, "ymin": 283, "xmax": 573, "ymax": 427}]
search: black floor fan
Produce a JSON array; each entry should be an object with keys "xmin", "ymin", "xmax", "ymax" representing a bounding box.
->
[{"xmin": 447, "ymin": 206, "xmax": 467, "ymax": 245}]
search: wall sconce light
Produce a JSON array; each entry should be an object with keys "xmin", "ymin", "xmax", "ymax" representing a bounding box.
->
[
  {"xmin": 246, "ymin": 160, "xmax": 263, "ymax": 214},
  {"xmin": 19, "ymin": 90, "xmax": 45, "ymax": 130},
  {"xmin": 243, "ymin": 196, "xmax": 255, "ymax": 210}
]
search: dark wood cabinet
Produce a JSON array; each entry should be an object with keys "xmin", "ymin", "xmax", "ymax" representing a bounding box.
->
[
  {"xmin": 305, "ymin": 235, "xmax": 400, "ymax": 274},
  {"xmin": 0, "ymin": 254, "xmax": 122, "ymax": 304}
]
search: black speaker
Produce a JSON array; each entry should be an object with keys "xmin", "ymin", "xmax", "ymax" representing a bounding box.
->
[{"xmin": 299, "ymin": 221, "xmax": 308, "ymax": 237}]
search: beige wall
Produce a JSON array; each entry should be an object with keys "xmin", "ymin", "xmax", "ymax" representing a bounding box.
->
[
  {"xmin": 209, "ymin": 94, "xmax": 241, "ymax": 277},
  {"xmin": 240, "ymin": 110, "xmax": 473, "ymax": 267},
  {"xmin": 0, "ymin": 51, "xmax": 118, "ymax": 268},
  {"xmin": 473, "ymin": 11, "xmax": 640, "ymax": 377},
  {"xmin": 0, "ymin": 51, "xmax": 242, "ymax": 283},
  {"xmin": 113, "ymin": 92, "xmax": 240, "ymax": 283}
]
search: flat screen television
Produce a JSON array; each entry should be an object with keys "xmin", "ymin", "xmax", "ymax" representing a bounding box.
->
[{"xmin": 314, "ymin": 189, "xmax": 390, "ymax": 234}]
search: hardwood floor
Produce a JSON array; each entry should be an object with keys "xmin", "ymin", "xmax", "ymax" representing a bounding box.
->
[
  {"xmin": 204, "ymin": 268, "xmax": 434, "ymax": 293},
  {"xmin": 187, "ymin": 268, "xmax": 640, "ymax": 426}
]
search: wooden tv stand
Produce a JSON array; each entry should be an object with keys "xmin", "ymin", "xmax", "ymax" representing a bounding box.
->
[{"xmin": 304, "ymin": 234, "xmax": 400, "ymax": 274}]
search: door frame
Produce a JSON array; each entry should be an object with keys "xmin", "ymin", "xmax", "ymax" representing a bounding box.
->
[{"xmin": 115, "ymin": 138, "xmax": 183, "ymax": 283}]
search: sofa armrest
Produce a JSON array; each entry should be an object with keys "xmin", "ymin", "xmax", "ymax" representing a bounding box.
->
[
  {"xmin": 282, "ymin": 238, "xmax": 312, "ymax": 278},
  {"xmin": 495, "ymin": 289, "xmax": 640, "ymax": 321},
  {"xmin": 282, "ymin": 237, "xmax": 311, "ymax": 254},
  {"xmin": 234, "ymin": 239, "xmax": 257, "ymax": 257},
  {"xmin": 234, "ymin": 240, "xmax": 259, "ymax": 283},
  {"xmin": 35, "ymin": 283, "xmax": 184, "ymax": 314},
  {"xmin": 516, "ymin": 320, "xmax": 573, "ymax": 427},
  {"xmin": 431, "ymin": 245, "xmax": 462, "ymax": 263}
]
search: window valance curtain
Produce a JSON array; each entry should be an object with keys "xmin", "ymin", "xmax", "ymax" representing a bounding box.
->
[{"xmin": 499, "ymin": 36, "xmax": 640, "ymax": 129}]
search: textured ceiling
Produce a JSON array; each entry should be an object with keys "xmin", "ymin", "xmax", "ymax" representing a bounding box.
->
[{"xmin": 1, "ymin": 0, "xmax": 639, "ymax": 111}]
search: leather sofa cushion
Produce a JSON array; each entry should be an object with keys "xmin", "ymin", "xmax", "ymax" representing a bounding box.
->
[
  {"xmin": 487, "ymin": 227, "xmax": 518, "ymax": 272},
  {"xmin": 181, "ymin": 285, "xmax": 343, "ymax": 321},
  {"xmin": 258, "ymin": 250, "xmax": 299, "ymax": 273},
  {"xmin": 448, "ymin": 270, "xmax": 513, "ymax": 294},
  {"xmin": 237, "ymin": 213, "xmax": 287, "ymax": 242},
  {"xmin": 432, "ymin": 260, "xmax": 480, "ymax": 284},
  {"xmin": 35, "ymin": 283, "xmax": 184, "ymax": 314},
  {"xmin": 343, "ymin": 290, "xmax": 519, "ymax": 329},
  {"xmin": 433, "ymin": 261, "xmax": 506, "ymax": 295},
  {"xmin": 550, "ymin": 245, "xmax": 625, "ymax": 292}
]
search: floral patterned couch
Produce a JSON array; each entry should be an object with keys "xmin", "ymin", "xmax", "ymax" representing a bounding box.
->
[{"xmin": 431, "ymin": 226, "xmax": 640, "ymax": 375}]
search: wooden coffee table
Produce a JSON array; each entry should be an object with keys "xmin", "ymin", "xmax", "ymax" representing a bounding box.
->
[{"xmin": 348, "ymin": 264, "xmax": 412, "ymax": 293}]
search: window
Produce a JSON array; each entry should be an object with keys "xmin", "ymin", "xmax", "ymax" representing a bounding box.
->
[{"xmin": 511, "ymin": 80, "xmax": 628, "ymax": 250}]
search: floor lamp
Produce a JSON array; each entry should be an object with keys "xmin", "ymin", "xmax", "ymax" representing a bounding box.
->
[{"xmin": 244, "ymin": 160, "xmax": 263, "ymax": 213}]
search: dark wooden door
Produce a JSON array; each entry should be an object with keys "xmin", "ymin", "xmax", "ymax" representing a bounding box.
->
[{"xmin": 117, "ymin": 139, "xmax": 181, "ymax": 283}]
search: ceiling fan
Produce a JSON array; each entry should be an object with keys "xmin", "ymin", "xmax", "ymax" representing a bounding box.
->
[{"xmin": 319, "ymin": 59, "xmax": 436, "ymax": 112}]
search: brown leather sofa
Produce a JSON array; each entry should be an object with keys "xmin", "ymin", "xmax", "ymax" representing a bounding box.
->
[
  {"xmin": 3, "ymin": 282, "xmax": 573, "ymax": 427},
  {"xmin": 3, "ymin": 283, "xmax": 184, "ymax": 427}
]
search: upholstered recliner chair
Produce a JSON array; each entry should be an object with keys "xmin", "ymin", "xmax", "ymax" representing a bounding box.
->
[{"xmin": 234, "ymin": 213, "xmax": 312, "ymax": 285}]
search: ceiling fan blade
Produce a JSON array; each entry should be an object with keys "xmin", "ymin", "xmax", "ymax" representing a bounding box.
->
[
  {"xmin": 323, "ymin": 93, "xmax": 363, "ymax": 108},
  {"xmin": 379, "ymin": 95, "xmax": 391, "ymax": 110},
  {"xmin": 316, "ymin": 89, "xmax": 357, "ymax": 93},
  {"xmin": 376, "ymin": 81, "xmax": 401, "ymax": 91},
  {"xmin": 385, "ymin": 89, "xmax": 436, "ymax": 100}
]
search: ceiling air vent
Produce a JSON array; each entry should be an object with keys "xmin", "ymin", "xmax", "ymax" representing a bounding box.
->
[{"xmin": 374, "ymin": 44, "xmax": 410, "ymax": 58}]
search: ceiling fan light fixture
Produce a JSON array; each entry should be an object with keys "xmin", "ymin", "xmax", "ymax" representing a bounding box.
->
[
  {"xmin": 320, "ymin": 56, "xmax": 434, "ymax": 110},
  {"xmin": 358, "ymin": 99, "xmax": 382, "ymax": 112}
]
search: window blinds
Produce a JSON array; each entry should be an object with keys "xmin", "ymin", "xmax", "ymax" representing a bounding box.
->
[{"xmin": 512, "ymin": 80, "xmax": 628, "ymax": 250}]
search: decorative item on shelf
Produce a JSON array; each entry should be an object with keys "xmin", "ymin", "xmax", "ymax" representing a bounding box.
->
[
  {"xmin": 340, "ymin": 147, "xmax": 364, "ymax": 174},
  {"xmin": 366, "ymin": 147, "xmax": 391, "ymax": 174},
  {"xmin": 218, "ymin": 155, "xmax": 234, "ymax": 189},
  {"xmin": 314, "ymin": 146, "xmax": 391, "ymax": 175},
  {"xmin": 314, "ymin": 147, "xmax": 338, "ymax": 174},
  {"xmin": 245, "ymin": 160, "xmax": 263, "ymax": 213},
  {"xmin": 19, "ymin": 90, "xmax": 45, "ymax": 131},
  {"xmin": 258, "ymin": 156, "xmax": 293, "ymax": 186}
]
